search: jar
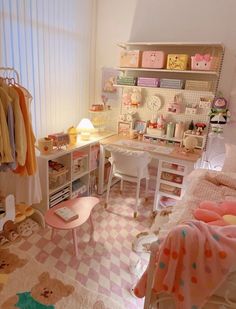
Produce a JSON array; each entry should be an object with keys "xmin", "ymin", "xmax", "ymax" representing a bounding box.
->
[
  {"xmin": 130, "ymin": 129, "xmax": 138, "ymax": 139},
  {"xmin": 37, "ymin": 137, "xmax": 53, "ymax": 155},
  {"xmin": 174, "ymin": 122, "xmax": 185, "ymax": 139},
  {"xmin": 67, "ymin": 126, "xmax": 78, "ymax": 146},
  {"xmin": 166, "ymin": 122, "xmax": 175, "ymax": 138}
]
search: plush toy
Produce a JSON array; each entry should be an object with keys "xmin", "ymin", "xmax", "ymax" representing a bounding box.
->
[
  {"xmin": 131, "ymin": 89, "xmax": 142, "ymax": 107},
  {"xmin": 195, "ymin": 122, "xmax": 206, "ymax": 135},
  {"xmin": 209, "ymin": 97, "xmax": 230, "ymax": 134},
  {"xmin": 3, "ymin": 271, "xmax": 74, "ymax": 309},
  {"xmin": 193, "ymin": 200, "xmax": 236, "ymax": 226}
]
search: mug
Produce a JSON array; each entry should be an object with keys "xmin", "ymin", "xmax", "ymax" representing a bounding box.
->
[{"xmin": 37, "ymin": 137, "xmax": 53, "ymax": 155}]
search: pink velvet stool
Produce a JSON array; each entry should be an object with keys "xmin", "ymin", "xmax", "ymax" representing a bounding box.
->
[{"xmin": 44, "ymin": 197, "xmax": 99, "ymax": 257}]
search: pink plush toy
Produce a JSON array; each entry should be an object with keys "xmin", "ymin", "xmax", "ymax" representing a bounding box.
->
[{"xmin": 193, "ymin": 201, "xmax": 236, "ymax": 226}]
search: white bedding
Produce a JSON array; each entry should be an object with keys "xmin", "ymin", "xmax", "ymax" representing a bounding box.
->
[
  {"xmin": 149, "ymin": 169, "xmax": 236, "ymax": 308},
  {"xmin": 159, "ymin": 169, "xmax": 236, "ymax": 238}
]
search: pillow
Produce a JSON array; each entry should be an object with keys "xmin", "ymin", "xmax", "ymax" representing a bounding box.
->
[{"xmin": 222, "ymin": 143, "xmax": 236, "ymax": 172}]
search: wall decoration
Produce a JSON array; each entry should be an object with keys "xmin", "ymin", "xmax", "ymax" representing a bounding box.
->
[
  {"xmin": 118, "ymin": 121, "xmax": 133, "ymax": 136},
  {"xmin": 101, "ymin": 67, "xmax": 119, "ymax": 100},
  {"xmin": 134, "ymin": 120, "xmax": 147, "ymax": 133},
  {"xmin": 146, "ymin": 95, "xmax": 162, "ymax": 112}
]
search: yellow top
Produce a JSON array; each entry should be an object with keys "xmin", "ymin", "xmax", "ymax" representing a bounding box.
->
[
  {"xmin": 8, "ymin": 86, "xmax": 27, "ymax": 166},
  {"xmin": 0, "ymin": 97, "xmax": 13, "ymax": 163}
]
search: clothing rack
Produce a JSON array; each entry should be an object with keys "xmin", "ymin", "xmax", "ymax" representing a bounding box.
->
[{"xmin": 0, "ymin": 67, "xmax": 20, "ymax": 83}]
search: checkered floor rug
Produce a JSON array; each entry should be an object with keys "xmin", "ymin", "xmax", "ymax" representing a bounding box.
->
[{"xmin": 15, "ymin": 182, "xmax": 155, "ymax": 309}]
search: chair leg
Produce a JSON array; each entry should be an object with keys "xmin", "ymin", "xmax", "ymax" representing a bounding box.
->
[
  {"xmin": 134, "ymin": 179, "xmax": 141, "ymax": 218},
  {"xmin": 145, "ymin": 178, "xmax": 149, "ymax": 202},
  {"xmin": 105, "ymin": 164, "xmax": 113, "ymax": 208},
  {"xmin": 120, "ymin": 179, "xmax": 123, "ymax": 194}
]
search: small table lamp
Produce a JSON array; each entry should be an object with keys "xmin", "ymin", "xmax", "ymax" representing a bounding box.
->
[{"xmin": 77, "ymin": 118, "xmax": 94, "ymax": 141}]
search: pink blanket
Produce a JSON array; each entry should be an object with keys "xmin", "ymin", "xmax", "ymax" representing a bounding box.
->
[{"xmin": 134, "ymin": 220, "xmax": 236, "ymax": 309}]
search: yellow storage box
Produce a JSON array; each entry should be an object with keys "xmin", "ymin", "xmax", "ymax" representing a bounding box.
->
[{"xmin": 166, "ymin": 54, "xmax": 188, "ymax": 70}]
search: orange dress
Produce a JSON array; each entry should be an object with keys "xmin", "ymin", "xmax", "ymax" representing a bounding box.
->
[{"xmin": 13, "ymin": 86, "xmax": 36, "ymax": 176}]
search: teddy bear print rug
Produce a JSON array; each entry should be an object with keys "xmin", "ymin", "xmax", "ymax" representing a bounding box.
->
[{"xmin": 0, "ymin": 247, "xmax": 122, "ymax": 309}]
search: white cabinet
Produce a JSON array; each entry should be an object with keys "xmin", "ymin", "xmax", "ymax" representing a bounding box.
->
[{"xmin": 36, "ymin": 143, "xmax": 100, "ymax": 213}]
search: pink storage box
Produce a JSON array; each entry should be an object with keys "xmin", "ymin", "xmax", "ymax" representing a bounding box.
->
[
  {"xmin": 191, "ymin": 54, "xmax": 213, "ymax": 71},
  {"xmin": 137, "ymin": 77, "xmax": 160, "ymax": 87},
  {"xmin": 120, "ymin": 50, "xmax": 141, "ymax": 68},
  {"xmin": 141, "ymin": 51, "xmax": 165, "ymax": 68}
]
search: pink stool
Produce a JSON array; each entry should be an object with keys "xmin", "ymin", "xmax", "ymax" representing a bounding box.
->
[{"xmin": 44, "ymin": 197, "xmax": 99, "ymax": 257}]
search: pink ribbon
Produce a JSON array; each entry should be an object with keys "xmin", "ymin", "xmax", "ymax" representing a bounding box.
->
[{"xmin": 194, "ymin": 53, "xmax": 211, "ymax": 62}]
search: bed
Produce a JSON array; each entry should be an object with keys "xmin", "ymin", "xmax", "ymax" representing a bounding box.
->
[{"xmin": 138, "ymin": 169, "xmax": 236, "ymax": 309}]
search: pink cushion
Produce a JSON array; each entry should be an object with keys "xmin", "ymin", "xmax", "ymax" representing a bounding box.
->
[
  {"xmin": 220, "ymin": 201, "xmax": 236, "ymax": 215},
  {"xmin": 198, "ymin": 201, "xmax": 225, "ymax": 216},
  {"xmin": 207, "ymin": 219, "xmax": 228, "ymax": 226},
  {"xmin": 193, "ymin": 209, "xmax": 222, "ymax": 222}
]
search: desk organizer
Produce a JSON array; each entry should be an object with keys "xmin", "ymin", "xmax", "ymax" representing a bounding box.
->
[
  {"xmin": 137, "ymin": 77, "xmax": 160, "ymax": 87},
  {"xmin": 167, "ymin": 54, "xmax": 188, "ymax": 70},
  {"xmin": 141, "ymin": 51, "xmax": 165, "ymax": 68},
  {"xmin": 120, "ymin": 50, "xmax": 141, "ymax": 67},
  {"xmin": 146, "ymin": 127, "xmax": 165, "ymax": 137}
]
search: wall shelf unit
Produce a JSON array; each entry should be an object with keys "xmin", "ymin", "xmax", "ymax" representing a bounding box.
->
[{"xmin": 117, "ymin": 41, "xmax": 224, "ymax": 149}]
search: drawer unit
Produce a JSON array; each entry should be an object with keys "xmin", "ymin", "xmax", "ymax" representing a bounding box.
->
[{"xmin": 49, "ymin": 186, "xmax": 70, "ymax": 208}]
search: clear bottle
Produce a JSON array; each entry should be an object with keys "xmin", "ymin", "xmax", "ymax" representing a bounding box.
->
[{"xmin": 166, "ymin": 122, "xmax": 175, "ymax": 138}]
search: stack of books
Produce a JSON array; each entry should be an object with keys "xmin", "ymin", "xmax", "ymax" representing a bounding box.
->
[{"xmin": 54, "ymin": 206, "xmax": 79, "ymax": 222}]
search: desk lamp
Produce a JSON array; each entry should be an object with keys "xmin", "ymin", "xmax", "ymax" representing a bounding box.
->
[{"xmin": 77, "ymin": 118, "xmax": 94, "ymax": 141}]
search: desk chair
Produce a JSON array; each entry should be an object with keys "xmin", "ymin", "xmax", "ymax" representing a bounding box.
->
[{"xmin": 105, "ymin": 145, "xmax": 151, "ymax": 218}]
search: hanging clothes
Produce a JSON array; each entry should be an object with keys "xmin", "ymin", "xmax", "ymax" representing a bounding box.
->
[
  {"xmin": 13, "ymin": 85, "xmax": 36, "ymax": 176},
  {"xmin": 0, "ymin": 69, "xmax": 42, "ymax": 205},
  {"xmin": 0, "ymin": 96, "xmax": 13, "ymax": 163},
  {"xmin": 0, "ymin": 87, "xmax": 16, "ymax": 170},
  {"xmin": 1, "ymin": 83, "xmax": 27, "ymax": 166}
]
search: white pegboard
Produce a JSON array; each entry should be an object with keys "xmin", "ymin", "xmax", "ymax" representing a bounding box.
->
[{"xmin": 120, "ymin": 86, "xmax": 212, "ymax": 128}]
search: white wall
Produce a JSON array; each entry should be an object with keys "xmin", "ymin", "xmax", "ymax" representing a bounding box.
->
[
  {"xmin": 94, "ymin": 0, "xmax": 137, "ymax": 130},
  {"xmin": 95, "ymin": 0, "xmax": 236, "ymax": 140}
]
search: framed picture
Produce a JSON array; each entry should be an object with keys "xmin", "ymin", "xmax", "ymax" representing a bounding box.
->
[
  {"xmin": 118, "ymin": 121, "xmax": 133, "ymax": 136},
  {"xmin": 134, "ymin": 120, "xmax": 147, "ymax": 133}
]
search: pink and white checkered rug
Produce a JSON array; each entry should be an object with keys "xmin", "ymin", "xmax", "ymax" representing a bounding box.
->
[{"xmin": 15, "ymin": 182, "xmax": 154, "ymax": 309}]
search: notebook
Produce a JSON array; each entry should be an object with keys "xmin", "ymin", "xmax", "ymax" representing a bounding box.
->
[{"xmin": 54, "ymin": 206, "xmax": 79, "ymax": 222}]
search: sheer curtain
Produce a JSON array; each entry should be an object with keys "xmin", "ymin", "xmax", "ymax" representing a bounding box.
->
[{"xmin": 0, "ymin": 0, "xmax": 95, "ymax": 138}]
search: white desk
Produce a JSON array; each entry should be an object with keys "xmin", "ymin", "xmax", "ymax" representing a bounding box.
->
[{"xmin": 99, "ymin": 135, "xmax": 202, "ymax": 213}]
